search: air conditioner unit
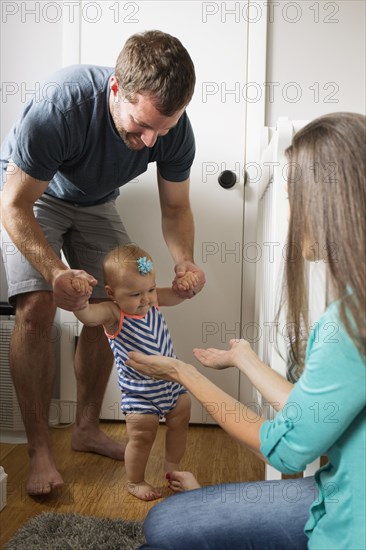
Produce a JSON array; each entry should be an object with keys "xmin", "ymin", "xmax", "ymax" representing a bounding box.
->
[{"xmin": 0, "ymin": 314, "xmax": 27, "ymax": 443}]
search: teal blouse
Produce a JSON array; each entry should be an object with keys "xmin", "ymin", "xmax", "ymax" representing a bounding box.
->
[{"xmin": 260, "ymin": 301, "xmax": 366, "ymax": 549}]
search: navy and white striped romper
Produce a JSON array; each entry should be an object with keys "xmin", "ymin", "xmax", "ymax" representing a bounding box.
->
[{"xmin": 106, "ymin": 306, "xmax": 187, "ymax": 417}]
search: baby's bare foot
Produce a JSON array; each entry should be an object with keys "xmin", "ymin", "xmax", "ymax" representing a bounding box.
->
[
  {"xmin": 127, "ymin": 481, "xmax": 163, "ymax": 501},
  {"xmin": 166, "ymin": 471, "xmax": 201, "ymax": 492}
]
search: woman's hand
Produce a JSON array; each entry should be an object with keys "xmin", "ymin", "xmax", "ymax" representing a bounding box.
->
[
  {"xmin": 126, "ymin": 352, "xmax": 192, "ymax": 383},
  {"xmin": 193, "ymin": 338, "xmax": 255, "ymax": 371},
  {"xmin": 129, "ymin": 348, "xmax": 266, "ymax": 457},
  {"xmin": 196, "ymin": 340, "xmax": 294, "ymax": 411}
]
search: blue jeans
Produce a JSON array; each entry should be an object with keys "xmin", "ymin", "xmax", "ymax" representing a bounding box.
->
[{"xmin": 139, "ymin": 477, "xmax": 316, "ymax": 550}]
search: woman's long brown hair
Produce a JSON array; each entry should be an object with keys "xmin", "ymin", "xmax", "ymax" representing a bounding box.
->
[{"xmin": 280, "ymin": 112, "xmax": 365, "ymax": 368}]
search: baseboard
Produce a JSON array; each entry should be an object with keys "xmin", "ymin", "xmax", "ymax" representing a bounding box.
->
[
  {"xmin": 58, "ymin": 400, "xmax": 77, "ymax": 425},
  {"xmin": 49, "ymin": 398, "xmax": 62, "ymax": 426},
  {"xmin": 0, "ymin": 429, "xmax": 27, "ymax": 445}
]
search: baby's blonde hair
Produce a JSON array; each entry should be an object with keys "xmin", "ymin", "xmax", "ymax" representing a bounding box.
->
[{"xmin": 103, "ymin": 244, "xmax": 153, "ymax": 287}]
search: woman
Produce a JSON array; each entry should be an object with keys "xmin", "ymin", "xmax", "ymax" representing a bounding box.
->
[{"xmin": 127, "ymin": 113, "xmax": 366, "ymax": 550}]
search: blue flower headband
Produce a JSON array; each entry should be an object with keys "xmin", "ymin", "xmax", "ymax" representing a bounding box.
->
[{"xmin": 137, "ymin": 256, "xmax": 153, "ymax": 275}]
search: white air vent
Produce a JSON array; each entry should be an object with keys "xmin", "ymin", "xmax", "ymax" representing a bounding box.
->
[
  {"xmin": 0, "ymin": 316, "xmax": 27, "ymax": 443},
  {"xmin": 255, "ymin": 118, "xmax": 322, "ymax": 480}
]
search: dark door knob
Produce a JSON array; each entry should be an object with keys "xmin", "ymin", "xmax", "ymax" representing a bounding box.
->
[{"xmin": 218, "ymin": 170, "xmax": 237, "ymax": 189}]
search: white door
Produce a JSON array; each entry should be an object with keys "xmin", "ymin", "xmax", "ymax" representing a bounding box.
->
[{"xmin": 61, "ymin": 1, "xmax": 264, "ymax": 423}]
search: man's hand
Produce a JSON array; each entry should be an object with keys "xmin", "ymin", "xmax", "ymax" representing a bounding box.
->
[
  {"xmin": 52, "ymin": 269, "xmax": 97, "ymax": 311},
  {"xmin": 172, "ymin": 261, "xmax": 205, "ymax": 299}
]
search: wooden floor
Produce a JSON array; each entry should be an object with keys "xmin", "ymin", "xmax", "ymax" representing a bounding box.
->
[{"xmin": 0, "ymin": 421, "xmax": 264, "ymax": 546}]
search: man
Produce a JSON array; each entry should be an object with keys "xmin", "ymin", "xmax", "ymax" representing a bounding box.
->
[{"xmin": 0, "ymin": 30, "xmax": 205, "ymax": 495}]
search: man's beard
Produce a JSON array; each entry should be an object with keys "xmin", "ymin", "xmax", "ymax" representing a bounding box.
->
[{"xmin": 110, "ymin": 103, "xmax": 145, "ymax": 150}]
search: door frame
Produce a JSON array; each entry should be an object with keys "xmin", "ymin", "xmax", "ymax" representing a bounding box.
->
[{"xmin": 59, "ymin": 1, "xmax": 268, "ymax": 420}]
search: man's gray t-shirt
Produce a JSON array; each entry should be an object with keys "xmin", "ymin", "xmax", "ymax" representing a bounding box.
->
[{"xmin": 0, "ymin": 65, "xmax": 195, "ymax": 206}]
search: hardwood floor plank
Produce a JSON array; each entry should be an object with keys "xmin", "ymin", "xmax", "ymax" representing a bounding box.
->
[
  {"xmin": 0, "ymin": 422, "xmax": 264, "ymax": 546},
  {"xmin": 0, "ymin": 444, "xmax": 16, "ymax": 462}
]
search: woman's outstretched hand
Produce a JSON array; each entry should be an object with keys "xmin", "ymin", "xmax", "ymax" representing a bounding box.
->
[
  {"xmin": 126, "ymin": 352, "xmax": 186, "ymax": 382},
  {"xmin": 127, "ymin": 339, "xmax": 257, "ymax": 384},
  {"xmin": 193, "ymin": 338, "xmax": 254, "ymax": 371}
]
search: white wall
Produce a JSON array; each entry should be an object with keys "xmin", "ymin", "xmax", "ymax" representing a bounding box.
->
[
  {"xmin": 0, "ymin": 3, "xmax": 63, "ymax": 138},
  {"xmin": 1, "ymin": 1, "xmax": 365, "ymax": 303},
  {"xmin": 0, "ymin": 3, "xmax": 64, "ymax": 391},
  {"xmin": 0, "ymin": 1, "xmax": 63, "ymax": 302},
  {"xmin": 1, "ymin": 2, "xmax": 365, "ymax": 407},
  {"xmin": 266, "ymin": 0, "xmax": 366, "ymax": 125}
]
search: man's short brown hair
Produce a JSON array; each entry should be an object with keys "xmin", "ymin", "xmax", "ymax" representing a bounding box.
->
[{"xmin": 115, "ymin": 30, "xmax": 195, "ymax": 116}]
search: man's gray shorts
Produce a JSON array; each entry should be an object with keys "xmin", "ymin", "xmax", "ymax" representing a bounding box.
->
[{"xmin": 1, "ymin": 194, "xmax": 131, "ymax": 303}]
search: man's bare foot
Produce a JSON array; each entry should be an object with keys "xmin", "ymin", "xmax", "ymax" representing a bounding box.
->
[
  {"xmin": 27, "ymin": 447, "xmax": 64, "ymax": 495},
  {"xmin": 127, "ymin": 481, "xmax": 163, "ymax": 501},
  {"xmin": 166, "ymin": 471, "xmax": 201, "ymax": 492},
  {"xmin": 71, "ymin": 427, "xmax": 125, "ymax": 460}
]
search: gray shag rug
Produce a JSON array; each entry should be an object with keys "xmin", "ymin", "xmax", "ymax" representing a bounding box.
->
[{"xmin": 4, "ymin": 512, "xmax": 146, "ymax": 549}]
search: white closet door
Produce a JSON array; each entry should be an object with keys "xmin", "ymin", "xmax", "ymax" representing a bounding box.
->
[
  {"xmin": 80, "ymin": 1, "xmax": 248, "ymax": 422},
  {"xmin": 63, "ymin": 1, "xmax": 252, "ymax": 422}
]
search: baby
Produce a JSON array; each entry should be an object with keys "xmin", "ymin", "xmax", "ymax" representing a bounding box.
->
[{"xmin": 72, "ymin": 243, "xmax": 196, "ymax": 501}]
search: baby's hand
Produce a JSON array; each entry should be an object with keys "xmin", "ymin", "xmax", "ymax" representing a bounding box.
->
[
  {"xmin": 173, "ymin": 271, "xmax": 198, "ymax": 292},
  {"xmin": 71, "ymin": 275, "xmax": 93, "ymax": 296}
]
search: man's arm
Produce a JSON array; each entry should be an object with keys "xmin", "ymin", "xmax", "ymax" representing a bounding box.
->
[
  {"xmin": 157, "ymin": 172, "xmax": 205, "ymax": 297},
  {"xmin": 1, "ymin": 162, "xmax": 96, "ymax": 310},
  {"xmin": 1, "ymin": 162, "xmax": 64, "ymax": 280}
]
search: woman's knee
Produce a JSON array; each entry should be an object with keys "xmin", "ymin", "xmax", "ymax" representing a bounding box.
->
[
  {"xmin": 144, "ymin": 497, "xmax": 183, "ymax": 548},
  {"xmin": 143, "ymin": 480, "xmax": 314, "ymax": 550}
]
